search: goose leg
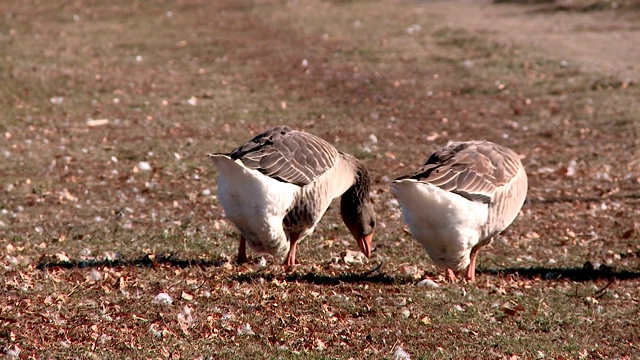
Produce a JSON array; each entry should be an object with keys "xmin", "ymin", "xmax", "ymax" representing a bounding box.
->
[
  {"xmin": 446, "ymin": 268, "xmax": 458, "ymax": 282},
  {"xmin": 237, "ymin": 236, "xmax": 248, "ymax": 264},
  {"xmin": 283, "ymin": 231, "xmax": 301, "ymax": 266},
  {"xmin": 466, "ymin": 247, "xmax": 480, "ymax": 281}
]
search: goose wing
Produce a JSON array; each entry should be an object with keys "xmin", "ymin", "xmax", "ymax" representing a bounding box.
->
[
  {"xmin": 229, "ymin": 126, "xmax": 338, "ymax": 186},
  {"xmin": 397, "ymin": 141, "xmax": 522, "ymax": 204}
]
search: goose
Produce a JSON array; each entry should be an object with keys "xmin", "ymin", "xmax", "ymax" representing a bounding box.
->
[
  {"xmin": 391, "ymin": 140, "xmax": 527, "ymax": 281},
  {"xmin": 208, "ymin": 126, "xmax": 375, "ymax": 266}
]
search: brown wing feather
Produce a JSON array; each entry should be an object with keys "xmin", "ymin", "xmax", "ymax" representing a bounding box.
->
[
  {"xmin": 228, "ymin": 126, "xmax": 338, "ymax": 186},
  {"xmin": 398, "ymin": 141, "xmax": 522, "ymax": 204}
]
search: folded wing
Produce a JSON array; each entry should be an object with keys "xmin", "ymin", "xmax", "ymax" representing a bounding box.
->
[
  {"xmin": 229, "ymin": 126, "xmax": 339, "ymax": 186},
  {"xmin": 400, "ymin": 141, "xmax": 522, "ymax": 204}
]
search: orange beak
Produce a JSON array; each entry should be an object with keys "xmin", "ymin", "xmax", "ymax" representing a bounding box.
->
[{"xmin": 357, "ymin": 233, "xmax": 373, "ymax": 258}]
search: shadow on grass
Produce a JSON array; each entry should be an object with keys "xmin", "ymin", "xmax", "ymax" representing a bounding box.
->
[
  {"xmin": 36, "ymin": 253, "xmax": 415, "ymax": 285},
  {"xmin": 35, "ymin": 253, "xmax": 229, "ymax": 270},
  {"xmin": 232, "ymin": 269, "xmax": 416, "ymax": 286},
  {"xmin": 484, "ymin": 262, "xmax": 640, "ymax": 281},
  {"xmin": 36, "ymin": 254, "xmax": 640, "ymax": 283}
]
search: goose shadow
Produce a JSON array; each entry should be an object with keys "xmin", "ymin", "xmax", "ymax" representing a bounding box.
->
[
  {"xmin": 35, "ymin": 254, "xmax": 415, "ymax": 285},
  {"xmin": 232, "ymin": 266, "xmax": 415, "ymax": 286},
  {"xmin": 35, "ymin": 252, "xmax": 229, "ymax": 270},
  {"xmin": 481, "ymin": 262, "xmax": 640, "ymax": 281},
  {"xmin": 36, "ymin": 254, "xmax": 640, "ymax": 283}
]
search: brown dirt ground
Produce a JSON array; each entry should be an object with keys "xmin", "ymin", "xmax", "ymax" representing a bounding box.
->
[
  {"xmin": 424, "ymin": 0, "xmax": 640, "ymax": 82},
  {"xmin": 1, "ymin": 0, "xmax": 639, "ymax": 358}
]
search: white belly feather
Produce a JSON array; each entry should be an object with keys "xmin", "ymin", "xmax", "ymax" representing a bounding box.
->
[
  {"xmin": 212, "ymin": 155, "xmax": 298, "ymax": 258},
  {"xmin": 392, "ymin": 179, "xmax": 489, "ymax": 271}
]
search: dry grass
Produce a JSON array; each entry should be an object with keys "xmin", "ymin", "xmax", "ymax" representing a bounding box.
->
[{"xmin": 1, "ymin": 0, "xmax": 639, "ymax": 358}]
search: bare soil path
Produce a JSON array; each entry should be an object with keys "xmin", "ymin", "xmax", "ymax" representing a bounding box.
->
[{"xmin": 421, "ymin": 0, "xmax": 640, "ymax": 82}]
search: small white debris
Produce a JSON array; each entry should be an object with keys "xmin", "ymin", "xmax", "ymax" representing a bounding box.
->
[
  {"xmin": 202, "ymin": 189, "xmax": 211, "ymax": 196},
  {"xmin": 368, "ymin": 134, "xmax": 378, "ymax": 144},
  {"xmin": 173, "ymin": 152, "xmax": 182, "ymax": 161},
  {"xmin": 104, "ymin": 251, "xmax": 119, "ymax": 261},
  {"xmin": 566, "ymin": 160, "xmax": 577, "ymax": 177},
  {"xmin": 152, "ymin": 292, "xmax": 173, "ymax": 305},
  {"xmin": 90, "ymin": 269, "xmax": 102, "ymax": 281},
  {"xmin": 257, "ymin": 257, "xmax": 267, "ymax": 268},
  {"xmin": 166, "ymin": 11, "xmax": 174, "ymax": 18},
  {"xmin": 400, "ymin": 308, "xmax": 411, "ymax": 318},
  {"xmin": 149, "ymin": 324, "xmax": 163, "ymax": 338},
  {"xmin": 187, "ymin": 96, "xmax": 197, "ymax": 106},
  {"xmin": 237, "ymin": 323, "xmax": 254, "ymax": 335},
  {"xmin": 113, "ymin": 97, "xmax": 120, "ymax": 104},
  {"xmin": 136, "ymin": 55, "xmax": 143, "ymax": 62},
  {"xmin": 301, "ymin": 59, "xmax": 309, "ymax": 67},
  {"xmin": 417, "ymin": 279, "xmax": 439, "ymax": 288},
  {"xmin": 560, "ymin": 60, "xmax": 570, "ymax": 67},
  {"xmin": 315, "ymin": 338, "xmax": 326, "ymax": 351},
  {"xmin": 98, "ymin": 334, "xmax": 110, "ymax": 345},
  {"xmin": 4, "ymin": 345, "xmax": 20, "ymax": 357},
  {"xmin": 402, "ymin": 265, "xmax": 419, "ymax": 277},
  {"xmin": 585, "ymin": 296, "xmax": 598, "ymax": 305},
  {"xmin": 453, "ymin": 304, "xmax": 465, "ymax": 312},
  {"xmin": 110, "ymin": 156, "xmax": 118, "ymax": 163},
  {"xmin": 354, "ymin": 20, "xmax": 361, "ymax": 28},
  {"xmin": 73, "ymin": 14, "xmax": 80, "ymax": 22},
  {"xmin": 35, "ymin": 226, "xmax": 43, "ymax": 234},
  {"xmin": 87, "ymin": 119, "xmax": 109, "ymax": 127},
  {"xmin": 137, "ymin": 161, "xmax": 152, "ymax": 172},
  {"xmin": 394, "ymin": 345, "xmax": 411, "ymax": 360},
  {"xmin": 50, "ymin": 96, "xmax": 64, "ymax": 104},
  {"xmin": 178, "ymin": 305, "xmax": 193, "ymax": 326},
  {"xmin": 462, "ymin": 60, "xmax": 474, "ymax": 68},
  {"xmin": 342, "ymin": 250, "xmax": 367, "ymax": 264},
  {"xmin": 406, "ymin": 24, "xmax": 422, "ymax": 34}
]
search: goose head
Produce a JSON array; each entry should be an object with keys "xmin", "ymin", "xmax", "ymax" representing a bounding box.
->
[
  {"xmin": 342, "ymin": 200, "xmax": 375, "ymax": 257},
  {"xmin": 340, "ymin": 162, "xmax": 375, "ymax": 257}
]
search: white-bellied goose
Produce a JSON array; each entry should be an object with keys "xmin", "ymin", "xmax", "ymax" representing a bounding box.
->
[
  {"xmin": 209, "ymin": 126, "xmax": 375, "ymax": 266},
  {"xmin": 391, "ymin": 141, "xmax": 527, "ymax": 281}
]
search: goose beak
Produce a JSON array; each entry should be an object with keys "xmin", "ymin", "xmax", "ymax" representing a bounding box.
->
[{"xmin": 357, "ymin": 233, "xmax": 373, "ymax": 258}]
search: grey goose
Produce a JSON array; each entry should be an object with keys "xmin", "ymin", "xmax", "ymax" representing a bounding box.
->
[
  {"xmin": 392, "ymin": 140, "xmax": 527, "ymax": 281},
  {"xmin": 209, "ymin": 126, "xmax": 375, "ymax": 266}
]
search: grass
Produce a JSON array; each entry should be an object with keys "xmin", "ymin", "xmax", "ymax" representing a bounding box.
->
[{"xmin": 1, "ymin": 0, "xmax": 639, "ymax": 358}]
